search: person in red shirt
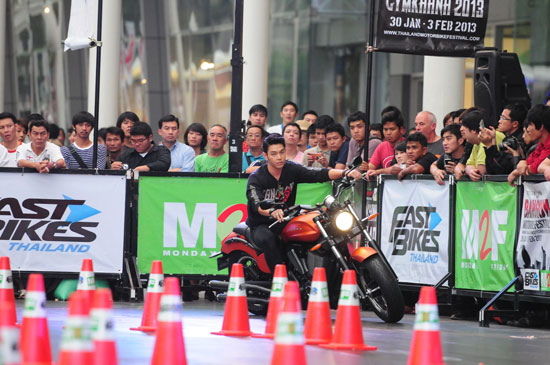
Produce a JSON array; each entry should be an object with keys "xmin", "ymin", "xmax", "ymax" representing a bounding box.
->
[
  {"xmin": 364, "ymin": 109, "xmax": 406, "ymax": 171},
  {"xmin": 509, "ymin": 104, "xmax": 550, "ymax": 185}
]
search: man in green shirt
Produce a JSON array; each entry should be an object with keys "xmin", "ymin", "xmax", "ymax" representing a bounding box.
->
[{"xmin": 194, "ymin": 124, "xmax": 229, "ymax": 173}]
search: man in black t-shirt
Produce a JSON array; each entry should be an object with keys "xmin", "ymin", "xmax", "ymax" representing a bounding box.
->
[
  {"xmin": 430, "ymin": 124, "xmax": 465, "ymax": 185},
  {"xmin": 246, "ymin": 134, "xmax": 361, "ymax": 272},
  {"xmin": 396, "ymin": 133, "xmax": 437, "ymax": 181}
]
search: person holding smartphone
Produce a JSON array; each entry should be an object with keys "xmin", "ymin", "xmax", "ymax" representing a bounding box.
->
[{"xmin": 430, "ymin": 124, "xmax": 465, "ymax": 185}]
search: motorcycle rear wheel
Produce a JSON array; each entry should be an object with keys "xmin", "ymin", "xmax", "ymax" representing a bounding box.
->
[
  {"xmin": 357, "ymin": 255, "xmax": 405, "ymax": 323},
  {"xmin": 227, "ymin": 251, "xmax": 269, "ymax": 316}
]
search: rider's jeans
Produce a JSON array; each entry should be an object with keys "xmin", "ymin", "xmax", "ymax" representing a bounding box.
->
[{"xmin": 251, "ymin": 223, "xmax": 285, "ymax": 273}]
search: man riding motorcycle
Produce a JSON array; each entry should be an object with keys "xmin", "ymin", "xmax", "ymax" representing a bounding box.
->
[{"xmin": 246, "ymin": 133, "xmax": 362, "ymax": 272}]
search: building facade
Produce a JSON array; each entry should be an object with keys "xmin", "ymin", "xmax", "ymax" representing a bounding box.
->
[{"xmin": 1, "ymin": 0, "xmax": 549, "ymax": 132}]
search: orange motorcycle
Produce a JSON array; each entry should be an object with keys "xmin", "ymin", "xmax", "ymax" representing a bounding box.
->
[{"xmin": 211, "ymin": 161, "xmax": 404, "ymax": 323}]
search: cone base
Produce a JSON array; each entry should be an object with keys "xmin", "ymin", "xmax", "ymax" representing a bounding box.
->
[
  {"xmin": 211, "ymin": 329, "xmax": 257, "ymax": 337},
  {"xmin": 319, "ymin": 342, "xmax": 377, "ymax": 351},
  {"xmin": 251, "ymin": 332, "xmax": 274, "ymax": 339},
  {"xmin": 305, "ymin": 337, "xmax": 331, "ymax": 345},
  {"xmin": 130, "ymin": 326, "xmax": 156, "ymax": 332}
]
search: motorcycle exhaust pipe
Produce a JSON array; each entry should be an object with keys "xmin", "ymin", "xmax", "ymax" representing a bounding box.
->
[
  {"xmin": 209, "ymin": 280, "xmax": 272, "ymax": 296},
  {"xmin": 209, "ymin": 280, "xmax": 229, "ymax": 291},
  {"xmin": 214, "ymin": 293, "xmax": 270, "ymax": 306}
]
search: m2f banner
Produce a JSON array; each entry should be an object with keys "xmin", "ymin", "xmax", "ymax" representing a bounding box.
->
[
  {"xmin": 380, "ymin": 179, "xmax": 449, "ymax": 285},
  {"xmin": 375, "ymin": 0, "xmax": 489, "ymax": 56},
  {"xmin": 0, "ymin": 173, "xmax": 126, "ymax": 273},
  {"xmin": 455, "ymin": 182, "xmax": 516, "ymax": 292},
  {"xmin": 137, "ymin": 176, "xmax": 331, "ymax": 275}
]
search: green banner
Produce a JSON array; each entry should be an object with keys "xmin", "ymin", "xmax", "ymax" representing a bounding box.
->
[
  {"xmin": 137, "ymin": 176, "xmax": 332, "ymax": 275},
  {"xmin": 455, "ymin": 182, "xmax": 516, "ymax": 292}
]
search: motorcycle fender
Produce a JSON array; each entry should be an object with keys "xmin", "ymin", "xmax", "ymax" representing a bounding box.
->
[
  {"xmin": 351, "ymin": 247, "xmax": 377, "ymax": 263},
  {"xmin": 221, "ymin": 240, "xmax": 271, "ymax": 274}
]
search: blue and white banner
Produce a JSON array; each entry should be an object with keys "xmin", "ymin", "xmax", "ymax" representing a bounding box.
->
[
  {"xmin": 380, "ymin": 179, "xmax": 450, "ymax": 285},
  {"xmin": 0, "ymin": 172, "xmax": 125, "ymax": 273}
]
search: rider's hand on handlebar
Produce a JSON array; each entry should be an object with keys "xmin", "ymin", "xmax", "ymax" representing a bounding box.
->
[{"xmin": 270, "ymin": 208, "xmax": 285, "ymax": 223}]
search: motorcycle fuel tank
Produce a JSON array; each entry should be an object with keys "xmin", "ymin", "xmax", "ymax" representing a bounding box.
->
[{"xmin": 281, "ymin": 211, "xmax": 321, "ymax": 243}]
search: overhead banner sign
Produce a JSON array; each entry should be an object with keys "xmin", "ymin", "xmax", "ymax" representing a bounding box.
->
[
  {"xmin": 375, "ymin": 0, "xmax": 490, "ymax": 56},
  {"xmin": 137, "ymin": 176, "xmax": 332, "ymax": 275},
  {"xmin": 0, "ymin": 172, "xmax": 126, "ymax": 273},
  {"xmin": 517, "ymin": 182, "xmax": 550, "ymax": 293},
  {"xmin": 455, "ymin": 182, "xmax": 516, "ymax": 292},
  {"xmin": 380, "ymin": 179, "xmax": 450, "ymax": 285}
]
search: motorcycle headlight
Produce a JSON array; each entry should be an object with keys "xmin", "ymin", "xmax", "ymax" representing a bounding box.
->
[{"xmin": 334, "ymin": 211, "xmax": 354, "ymax": 232}]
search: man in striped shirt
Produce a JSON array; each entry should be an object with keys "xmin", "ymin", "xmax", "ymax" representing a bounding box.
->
[{"xmin": 61, "ymin": 111, "xmax": 107, "ymax": 169}]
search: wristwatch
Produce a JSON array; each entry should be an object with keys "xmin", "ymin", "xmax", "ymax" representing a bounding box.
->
[
  {"xmin": 341, "ymin": 169, "xmax": 347, "ymax": 178},
  {"xmin": 269, "ymin": 207, "xmax": 276, "ymax": 215}
]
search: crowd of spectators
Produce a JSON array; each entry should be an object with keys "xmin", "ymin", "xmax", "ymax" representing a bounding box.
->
[{"xmin": 1, "ymin": 96, "xmax": 550, "ymax": 184}]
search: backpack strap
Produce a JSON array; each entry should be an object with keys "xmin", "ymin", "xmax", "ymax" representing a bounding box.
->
[{"xmin": 69, "ymin": 145, "xmax": 88, "ymax": 169}]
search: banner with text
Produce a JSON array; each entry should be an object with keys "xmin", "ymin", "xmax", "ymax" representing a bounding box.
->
[
  {"xmin": 376, "ymin": 0, "xmax": 489, "ymax": 56},
  {"xmin": 0, "ymin": 173, "xmax": 126, "ymax": 273},
  {"xmin": 455, "ymin": 182, "xmax": 516, "ymax": 292},
  {"xmin": 380, "ymin": 179, "xmax": 450, "ymax": 285},
  {"xmin": 137, "ymin": 176, "xmax": 332, "ymax": 275},
  {"xmin": 517, "ymin": 182, "xmax": 550, "ymax": 293}
]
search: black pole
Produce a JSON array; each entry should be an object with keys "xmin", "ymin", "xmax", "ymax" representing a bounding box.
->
[
  {"xmin": 228, "ymin": 0, "xmax": 244, "ymax": 173},
  {"xmin": 361, "ymin": 0, "xmax": 376, "ymax": 219},
  {"xmin": 92, "ymin": 0, "xmax": 103, "ymax": 170}
]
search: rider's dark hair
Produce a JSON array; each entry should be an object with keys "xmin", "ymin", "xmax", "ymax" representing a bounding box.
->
[{"xmin": 263, "ymin": 133, "xmax": 285, "ymax": 153}]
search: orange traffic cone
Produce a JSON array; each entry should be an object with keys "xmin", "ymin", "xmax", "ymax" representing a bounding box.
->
[
  {"xmin": 131, "ymin": 260, "xmax": 164, "ymax": 332},
  {"xmin": 319, "ymin": 270, "xmax": 377, "ymax": 351},
  {"xmin": 252, "ymin": 264, "xmax": 288, "ymax": 339},
  {"xmin": 58, "ymin": 291, "xmax": 93, "ymax": 365},
  {"xmin": 407, "ymin": 286, "xmax": 443, "ymax": 365},
  {"xmin": 91, "ymin": 288, "xmax": 118, "ymax": 365},
  {"xmin": 212, "ymin": 263, "xmax": 256, "ymax": 337},
  {"xmin": 77, "ymin": 259, "xmax": 96, "ymax": 304},
  {"xmin": 304, "ymin": 267, "xmax": 332, "ymax": 345},
  {"xmin": 0, "ymin": 257, "xmax": 17, "ymax": 327},
  {"xmin": 151, "ymin": 277, "xmax": 187, "ymax": 365},
  {"xmin": 271, "ymin": 281, "xmax": 306, "ymax": 365},
  {"xmin": 20, "ymin": 273, "xmax": 53, "ymax": 365},
  {"xmin": 0, "ymin": 301, "xmax": 20, "ymax": 365}
]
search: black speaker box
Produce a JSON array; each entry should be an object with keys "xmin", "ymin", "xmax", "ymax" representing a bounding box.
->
[{"xmin": 474, "ymin": 50, "xmax": 531, "ymax": 127}]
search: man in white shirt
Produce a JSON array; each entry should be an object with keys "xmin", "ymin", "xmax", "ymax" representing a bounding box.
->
[
  {"xmin": 0, "ymin": 144, "xmax": 10, "ymax": 167},
  {"xmin": 267, "ymin": 101, "xmax": 298, "ymax": 134},
  {"xmin": 16, "ymin": 119, "xmax": 66, "ymax": 173},
  {"xmin": 0, "ymin": 112, "xmax": 21, "ymax": 167}
]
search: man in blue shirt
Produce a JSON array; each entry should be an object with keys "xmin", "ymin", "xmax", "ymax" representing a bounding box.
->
[
  {"xmin": 157, "ymin": 114, "xmax": 195, "ymax": 172},
  {"xmin": 326, "ymin": 123, "xmax": 349, "ymax": 169},
  {"xmin": 242, "ymin": 125, "xmax": 265, "ymax": 172}
]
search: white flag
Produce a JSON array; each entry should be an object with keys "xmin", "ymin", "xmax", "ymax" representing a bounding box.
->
[{"xmin": 63, "ymin": 0, "xmax": 97, "ymax": 51}]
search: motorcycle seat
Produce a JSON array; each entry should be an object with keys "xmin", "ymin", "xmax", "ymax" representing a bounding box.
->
[{"xmin": 233, "ymin": 222, "xmax": 263, "ymax": 253}]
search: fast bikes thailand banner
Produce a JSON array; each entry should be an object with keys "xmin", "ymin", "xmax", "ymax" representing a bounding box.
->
[
  {"xmin": 455, "ymin": 182, "xmax": 516, "ymax": 292},
  {"xmin": 375, "ymin": 0, "xmax": 489, "ymax": 56},
  {"xmin": 0, "ymin": 172, "xmax": 126, "ymax": 273},
  {"xmin": 137, "ymin": 176, "xmax": 332, "ymax": 275},
  {"xmin": 380, "ymin": 179, "xmax": 450, "ymax": 285},
  {"xmin": 517, "ymin": 182, "xmax": 550, "ymax": 293}
]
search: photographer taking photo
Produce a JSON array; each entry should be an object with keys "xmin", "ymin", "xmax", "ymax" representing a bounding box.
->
[{"xmin": 479, "ymin": 103, "xmax": 527, "ymax": 174}]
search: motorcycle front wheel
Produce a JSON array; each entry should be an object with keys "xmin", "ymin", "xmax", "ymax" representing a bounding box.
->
[{"xmin": 357, "ymin": 255, "xmax": 405, "ymax": 323}]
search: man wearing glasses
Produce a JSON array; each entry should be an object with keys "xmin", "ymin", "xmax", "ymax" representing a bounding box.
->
[
  {"xmin": 111, "ymin": 122, "xmax": 170, "ymax": 172},
  {"xmin": 479, "ymin": 103, "xmax": 528, "ymax": 174},
  {"xmin": 16, "ymin": 119, "xmax": 66, "ymax": 173}
]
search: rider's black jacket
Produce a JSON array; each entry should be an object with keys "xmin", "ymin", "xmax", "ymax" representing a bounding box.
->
[{"xmin": 246, "ymin": 161, "xmax": 330, "ymax": 228}]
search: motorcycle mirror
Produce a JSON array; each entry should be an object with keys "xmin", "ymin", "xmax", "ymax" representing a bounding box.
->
[
  {"xmin": 259, "ymin": 199, "xmax": 275, "ymax": 210},
  {"xmin": 349, "ymin": 156, "xmax": 362, "ymax": 169}
]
